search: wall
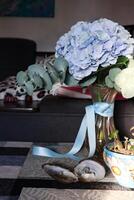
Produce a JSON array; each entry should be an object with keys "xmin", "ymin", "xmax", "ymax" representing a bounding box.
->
[{"xmin": 0, "ymin": 0, "xmax": 134, "ymax": 52}]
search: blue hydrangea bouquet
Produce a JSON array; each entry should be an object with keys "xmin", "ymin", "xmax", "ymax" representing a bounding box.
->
[{"xmin": 55, "ymin": 18, "xmax": 134, "ymax": 98}]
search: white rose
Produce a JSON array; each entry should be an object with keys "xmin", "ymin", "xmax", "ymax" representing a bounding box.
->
[
  {"xmin": 115, "ymin": 67, "xmax": 134, "ymax": 98},
  {"xmin": 128, "ymin": 57, "xmax": 134, "ymax": 68}
]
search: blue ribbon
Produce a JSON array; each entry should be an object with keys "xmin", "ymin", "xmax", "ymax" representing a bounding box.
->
[{"xmin": 32, "ymin": 102, "xmax": 114, "ymax": 161}]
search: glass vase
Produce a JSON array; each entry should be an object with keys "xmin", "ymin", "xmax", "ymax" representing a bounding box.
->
[{"xmin": 90, "ymin": 84, "xmax": 118, "ymax": 156}]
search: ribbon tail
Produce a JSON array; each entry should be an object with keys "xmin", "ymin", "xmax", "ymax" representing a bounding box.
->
[
  {"xmin": 32, "ymin": 114, "xmax": 87, "ymax": 161},
  {"xmin": 66, "ymin": 115, "xmax": 87, "ymax": 155},
  {"xmin": 32, "ymin": 145, "xmax": 82, "ymax": 161},
  {"xmin": 32, "ymin": 146, "xmax": 65, "ymax": 158},
  {"xmin": 86, "ymin": 105, "xmax": 96, "ymax": 158}
]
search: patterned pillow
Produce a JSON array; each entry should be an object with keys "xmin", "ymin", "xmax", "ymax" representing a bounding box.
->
[{"xmin": 0, "ymin": 76, "xmax": 46, "ymax": 103}]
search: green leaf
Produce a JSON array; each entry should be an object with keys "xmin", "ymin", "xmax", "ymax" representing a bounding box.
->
[
  {"xmin": 28, "ymin": 64, "xmax": 45, "ymax": 77},
  {"xmin": 90, "ymin": 56, "xmax": 129, "ymax": 79},
  {"xmin": 33, "ymin": 74, "xmax": 43, "ymax": 89},
  {"xmin": 25, "ymin": 81, "xmax": 34, "ymax": 96},
  {"xmin": 105, "ymin": 76, "xmax": 114, "ymax": 88},
  {"xmin": 53, "ymin": 57, "xmax": 68, "ymax": 83},
  {"xmin": 109, "ymin": 130, "xmax": 119, "ymax": 140},
  {"xmin": 47, "ymin": 63, "xmax": 60, "ymax": 84},
  {"xmin": 109, "ymin": 68, "xmax": 121, "ymax": 81},
  {"xmin": 16, "ymin": 71, "xmax": 28, "ymax": 86},
  {"xmin": 130, "ymin": 146, "xmax": 134, "ymax": 150},
  {"xmin": 42, "ymin": 71, "xmax": 53, "ymax": 91},
  {"xmin": 99, "ymin": 130, "xmax": 105, "ymax": 140},
  {"xmin": 54, "ymin": 57, "xmax": 68, "ymax": 68},
  {"xmin": 80, "ymin": 76, "xmax": 97, "ymax": 87},
  {"xmin": 65, "ymin": 72, "xmax": 79, "ymax": 86},
  {"xmin": 117, "ymin": 56, "xmax": 129, "ymax": 66}
]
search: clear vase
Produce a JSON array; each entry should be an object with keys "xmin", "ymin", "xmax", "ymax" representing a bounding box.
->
[{"xmin": 90, "ymin": 84, "xmax": 118, "ymax": 156}]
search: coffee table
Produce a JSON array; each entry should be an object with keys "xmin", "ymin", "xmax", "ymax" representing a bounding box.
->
[{"xmin": 18, "ymin": 143, "xmax": 134, "ymax": 200}]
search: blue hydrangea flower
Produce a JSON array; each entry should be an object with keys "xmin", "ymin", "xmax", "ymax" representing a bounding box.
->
[{"xmin": 55, "ymin": 18, "xmax": 134, "ymax": 80}]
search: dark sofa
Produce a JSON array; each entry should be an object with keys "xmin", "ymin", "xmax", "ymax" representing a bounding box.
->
[{"xmin": 0, "ymin": 95, "xmax": 134, "ymax": 142}]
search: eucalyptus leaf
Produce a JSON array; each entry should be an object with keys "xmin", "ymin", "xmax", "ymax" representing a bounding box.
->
[
  {"xmin": 109, "ymin": 68, "xmax": 121, "ymax": 81},
  {"xmin": 16, "ymin": 71, "xmax": 28, "ymax": 86},
  {"xmin": 53, "ymin": 57, "xmax": 68, "ymax": 83},
  {"xmin": 47, "ymin": 63, "xmax": 60, "ymax": 83},
  {"xmin": 54, "ymin": 57, "xmax": 68, "ymax": 70},
  {"xmin": 42, "ymin": 71, "xmax": 53, "ymax": 91},
  {"xmin": 80, "ymin": 76, "xmax": 97, "ymax": 87},
  {"xmin": 25, "ymin": 81, "xmax": 34, "ymax": 96},
  {"xmin": 33, "ymin": 74, "xmax": 43, "ymax": 89},
  {"xmin": 28, "ymin": 64, "xmax": 45, "ymax": 77},
  {"xmin": 105, "ymin": 76, "xmax": 114, "ymax": 88},
  {"xmin": 65, "ymin": 72, "xmax": 79, "ymax": 86}
]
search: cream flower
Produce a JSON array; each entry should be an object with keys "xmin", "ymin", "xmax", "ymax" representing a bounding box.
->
[
  {"xmin": 127, "ymin": 57, "xmax": 134, "ymax": 68},
  {"xmin": 115, "ymin": 67, "xmax": 134, "ymax": 98}
]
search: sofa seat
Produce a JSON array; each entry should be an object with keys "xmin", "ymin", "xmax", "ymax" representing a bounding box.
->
[{"xmin": 0, "ymin": 96, "xmax": 134, "ymax": 142}]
